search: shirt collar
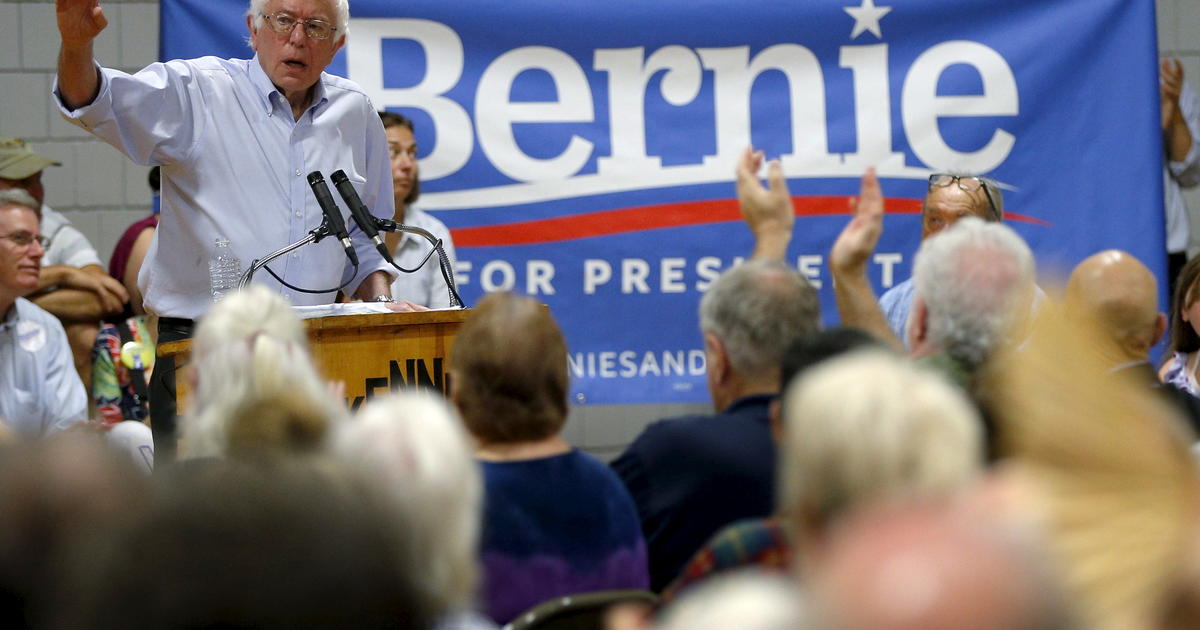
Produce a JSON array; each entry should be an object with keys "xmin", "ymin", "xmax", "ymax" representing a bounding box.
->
[
  {"xmin": 247, "ymin": 54, "xmax": 330, "ymax": 119},
  {"xmin": 0, "ymin": 298, "xmax": 22, "ymax": 332}
]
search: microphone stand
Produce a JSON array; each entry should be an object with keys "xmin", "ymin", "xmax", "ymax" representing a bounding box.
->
[
  {"xmin": 376, "ymin": 219, "xmax": 465, "ymax": 308},
  {"xmin": 238, "ymin": 223, "xmax": 332, "ymax": 289}
]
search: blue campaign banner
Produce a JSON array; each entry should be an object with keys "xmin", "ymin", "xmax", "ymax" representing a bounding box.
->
[{"xmin": 162, "ymin": 0, "xmax": 1164, "ymax": 405}]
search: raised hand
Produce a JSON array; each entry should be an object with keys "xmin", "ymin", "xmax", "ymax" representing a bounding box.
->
[
  {"xmin": 735, "ymin": 146, "xmax": 795, "ymax": 260},
  {"xmin": 56, "ymin": 0, "xmax": 108, "ymax": 47},
  {"xmin": 830, "ymin": 167, "xmax": 885, "ymax": 276}
]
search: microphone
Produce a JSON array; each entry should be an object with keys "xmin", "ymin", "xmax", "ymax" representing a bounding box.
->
[
  {"xmin": 307, "ymin": 171, "xmax": 358, "ymax": 267},
  {"xmin": 330, "ymin": 169, "xmax": 394, "ymax": 264}
]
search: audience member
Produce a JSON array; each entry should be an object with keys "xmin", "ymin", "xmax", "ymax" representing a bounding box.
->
[
  {"xmin": 735, "ymin": 146, "xmax": 1005, "ymax": 343},
  {"xmin": 380, "ymin": 112, "xmax": 459, "ymax": 308},
  {"xmin": 58, "ymin": 459, "xmax": 436, "ymax": 630},
  {"xmin": 0, "ymin": 137, "xmax": 127, "ymax": 389},
  {"xmin": 1061, "ymin": 250, "xmax": 1200, "ymax": 435},
  {"xmin": 989, "ymin": 299, "xmax": 1199, "ymax": 630},
  {"xmin": 1160, "ymin": 58, "xmax": 1200, "ymax": 289},
  {"xmin": 612, "ymin": 259, "xmax": 820, "ymax": 592},
  {"xmin": 336, "ymin": 391, "xmax": 496, "ymax": 630},
  {"xmin": 90, "ymin": 166, "xmax": 160, "ymax": 425},
  {"xmin": 778, "ymin": 351, "xmax": 983, "ymax": 565},
  {"xmin": 1162, "ymin": 253, "xmax": 1200, "ymax": 396},
  {"xmin": 0, "ymin": 434, "xmax": 149, "ymax": 627},
  {"xmin": 826, "ymin": 166, "xmax": 1036, "ymax": 384},
  {"xmin": 181, "ymin": 286, "xmax": 346, "ymax": 460},
  {"xmin": 451, "ymin": 292, "xmax": 648, "ymax": 624},
  {"xmin": 662, "ymin": 328, "xmax": 885, "ymax": 601},
  {"xmin": 0, "ymin": 189, "xmax": 87, "ymax": 438},
  {"xmin": 808, "ymin": 500, "xmax": 1073, "ymax": 630}
]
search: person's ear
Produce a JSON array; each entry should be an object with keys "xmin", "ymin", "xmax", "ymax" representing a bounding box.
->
[
  {"xmin": 705, "ymin": 332, "xmax": 729, "ymax": 386},
  {"xmin": 246, "ymin": 15, "xmax": 258, "ymax": 51}
]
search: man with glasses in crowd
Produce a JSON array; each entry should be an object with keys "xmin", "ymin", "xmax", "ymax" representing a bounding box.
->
[
  {"xmin": 52, "ymin": 0, "xmax": 409, "ymax": 460},
  {"xmin": 0, "ymin": 189, "xmax": 87, "ymax": 438},
  {"xmin": 876, "ymin": 173, "xmax": 1005, "ymax": 343}
]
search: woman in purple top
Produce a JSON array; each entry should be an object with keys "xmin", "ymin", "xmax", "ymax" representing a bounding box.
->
[{"xmin": 450, "ymin": 293, "xmax": 649, "ymax": 625}]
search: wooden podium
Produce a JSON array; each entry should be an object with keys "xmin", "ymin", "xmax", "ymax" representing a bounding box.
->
[{"xmin": 158, "ymin": 309, "xmax": 470, "ymax": 414}]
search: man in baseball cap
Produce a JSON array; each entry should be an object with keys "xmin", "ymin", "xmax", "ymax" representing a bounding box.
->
[{"xmin": 0, "ymin": 138, "xmax": 61, "ymax": 201}]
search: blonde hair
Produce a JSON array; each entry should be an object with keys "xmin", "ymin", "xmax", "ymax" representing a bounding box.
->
[
  {"xmin": 779, "ymin": 351, "xmax": 983, "ymax": 533},
  {"xmin": 184, "ymin": 287, "xmax": 345, "ymax": 459}
]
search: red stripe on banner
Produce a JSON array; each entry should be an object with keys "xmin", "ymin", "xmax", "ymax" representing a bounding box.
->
[{"xmin": 450, "ymin": 196, "xmax": 1050, "ymax": 247}]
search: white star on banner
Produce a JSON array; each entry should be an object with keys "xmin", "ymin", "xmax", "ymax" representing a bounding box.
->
[{"xmin": 844, "ymin": 0, "xmax": 892, "ymax": 39}]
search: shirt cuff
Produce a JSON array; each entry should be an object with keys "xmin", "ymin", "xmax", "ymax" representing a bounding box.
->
[{"xmin": 51, "ymin": 61, "xmax": 113, "ymax": 131}]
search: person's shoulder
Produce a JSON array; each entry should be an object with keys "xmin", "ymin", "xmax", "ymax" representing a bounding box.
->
[
  {"xmin": 320, "ymin": 72, "xmax": 370, "ymax": 99},
  {"xmin": 628, "ymin": 412, "xmax": 724, "ymax": 452},
  {"xmin": 879, "ymin": 277, "xmax": 913, "ymax": 305}
]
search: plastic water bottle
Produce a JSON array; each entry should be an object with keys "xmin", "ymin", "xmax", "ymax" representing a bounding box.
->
[{"xmin": 209, "ymin": 238, "xmax": 242, "ymax": 302}]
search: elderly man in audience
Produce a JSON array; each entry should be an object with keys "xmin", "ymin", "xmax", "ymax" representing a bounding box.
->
[
  {"xmin": 0, "ymin": 189, "xmax": 87, "ymax": 438},
  {"xmin": 181, "ymin": 286, "xmax": 346, "ymax": 460},
  {"xmin": 0, "ymin": 137, "xmax": 128, "ymax": 390},
  {"xmin": 611, "ymin": 257, "xmax": 821, "ymax": 592},
  {"xmin": 59, "ymin": 460, "xmax": 437, "ymax": 629},
  {"xmin": 736, "ymin": 147, "xmax": 1005, "ymax": 343},
  {"xmin": 1063, "ymin": 250, "xmax": 1200, "ymax": 434},
  {"xmin": 451, "ymin": 292, "xmax": 648, "ymax": 624},
  {"xmin": 336, "ymin": 392, "xmax": 496, "ymax": 630},
  {"xmin": 809, "ymin": 499, "xmax": 1073, "ymax": 630}
]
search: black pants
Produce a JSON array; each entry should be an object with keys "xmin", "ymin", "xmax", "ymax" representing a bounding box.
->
[
  {"xmin": 1169, "ymin": 251, "xmax": 1188, "ymax": 298},
  {"xmin": 150, "ymin": 317, "xmax": 195, "ymax": 466}
]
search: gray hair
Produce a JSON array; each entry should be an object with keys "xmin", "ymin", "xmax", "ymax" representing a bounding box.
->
[
  {"xmin": 912, "ymin": 217, "xmax": 1035, "ymax": 368},
  {"xmin": 185, "ymin": 286, "xmax": 347, "ymax": 459},
  {"xmin": 247, "ymin": 0, "xmax": 350, "ymax": 42},
  {"xmin": 0, "ymin": 189, "xmax": 39, "ymax": 215},
  {"xmin": 699, "ymin": 259, "xmax": 821, "ymax": 382},
  {"xmin": 334, "ymin": 391, "xmax": 482, "ymax": 612},
  {"xmin": 778, "ymin": 351, "xmax": 983, "ymax": 531}
]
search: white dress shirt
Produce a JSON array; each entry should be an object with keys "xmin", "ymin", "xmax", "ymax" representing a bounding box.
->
[
  {"xmin": 389, "ymin": 206, "xmax": 458, "ymax": 308},
  {"xmin": 54, "ymin": 55, "xmax": 394, "ymax": 319},
  {"xmin": 0, "ymin": 298, "xmax": 87, "ymax": 438},
  {"xmin": 1166, "ymin": 80, "xmax": 1200, "ymax": 254}
]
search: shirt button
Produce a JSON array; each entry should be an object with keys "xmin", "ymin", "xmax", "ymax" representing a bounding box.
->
[
  {"xmin": 292, "ymin": 253, "xmax": 300, "ymax": 258},
  {"xmin": 295, "ymin": 211, "xmax": 302, "ymax": 217},
  {"xmin": 295, "ymin": 169, "xmax": 301, "ymax": 176}
]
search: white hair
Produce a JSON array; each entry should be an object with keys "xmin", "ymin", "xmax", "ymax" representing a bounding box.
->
[
  {"xmin": 334, "ymin": 391, "xmax": 482, "ymax": 612},
  {"xmin": 247, "ymin": 0, "xmax": 350, "ymax": 42},
  {"xmin": 699, "ymin": 259, "xmax": 821, "ymax": 382},
  {"xmin": 912, "ymin": 217, "xmax": 1036, "ymax": 368},
  {"xmin": 658, "ymin": 571, "xmax": 806, "ymax": 630},
  {"xmin": 184, "ymin": 286, "xmax": 346, "ymax": 459},
  {"xmin": 0, "ymin": 189, "xmax": 39, "ymax": 214},
  {"xmin": 778, "ymin": 351, "xmax": 983, "ymax": 531}
]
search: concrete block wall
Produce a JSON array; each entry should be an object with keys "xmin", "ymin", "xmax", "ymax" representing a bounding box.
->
[{"xmin": 1, "ymin": 0, "xmax": 159, "ymax": 263}]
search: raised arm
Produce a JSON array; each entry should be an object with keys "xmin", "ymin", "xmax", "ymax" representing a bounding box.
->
[
  {"xmin": 735, "ymin": 147, "xmax": 795, "ymax": 261},
  {"xmin": 56, "ymin": 0, "xmax": 108, "ymax": 110},
  {"xmin": 829, "ymin": 168, "xmax": 903, "ymax": 351}
]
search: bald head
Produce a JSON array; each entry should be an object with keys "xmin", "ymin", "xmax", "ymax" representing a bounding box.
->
[
  {"xmin": 812, "ymin": 501, "xmax": 1070, "ymax": 630},
  {"xmin": 1065, "ymin": 250, "xmax": 1163, "ymax": 361}
]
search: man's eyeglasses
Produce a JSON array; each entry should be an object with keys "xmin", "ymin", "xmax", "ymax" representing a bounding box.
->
[
  {"xmin": 260, "ymin": 12, "xmax": 338, "ymax": 41},
  {"xmin": 928, "ymin": 173, "xmax": 999, "ymax": 221},
  {"xmin": 0, "ymin": 231, "xmax": 48, "ymax": 249}
]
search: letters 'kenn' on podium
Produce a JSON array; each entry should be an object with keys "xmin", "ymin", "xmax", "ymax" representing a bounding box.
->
[{"xmin": 158, "ymin": 309, "xmax": 471, "ymax": 414}]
